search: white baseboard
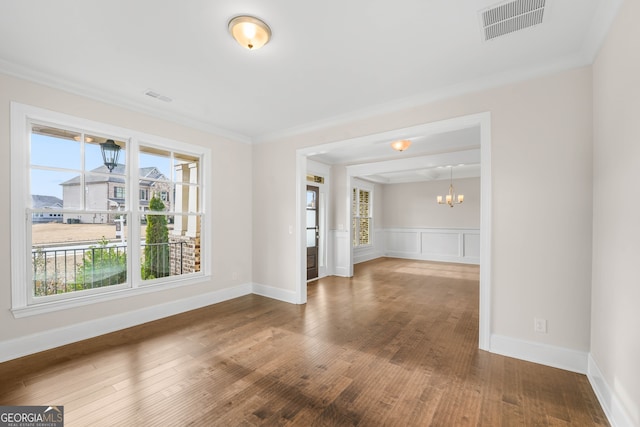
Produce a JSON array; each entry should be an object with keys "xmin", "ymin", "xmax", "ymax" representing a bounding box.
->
[
  {"xmin": 252, "ymin": 282, "xmax": 298, "ymax": 304},
  {"xmin": 384, "ymin": 251, "xmax": 479, "ymax": 265},
  {"xmin": 0, "ymin": 283, "xmax": 252, "ymax": 363},
  {"xmin": 353, "ymin": 251, "xmax": 383, "ymax": 265},
  {"xmin": 587, "ymin": 354, "xmax": 636, "ymax": 427},
  {"xmin": 490, "ymin": 334, "xmax": 588, "ymax": 374},
  {"xmin": 333, "ymin": 266, "xmax": 350, "ymax": 277}
]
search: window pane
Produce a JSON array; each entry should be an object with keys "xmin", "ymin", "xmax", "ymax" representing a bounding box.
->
[
  {"xmin": 352, "ymin": 217, "xmax": 357, "ymax": 246},
  {"xmin": 113, "ymin": 186, "xmax": 125, "ymax": 199},
  {"xmin": 85, "ymin": 172, "xmax": 123, "ymax": 212},
  {"xmin": 143, "ymin": 190, "xmax": 170, "ymax": 212},
  {"xmin": 139, "ymin": 146, "xmax": 171, "ymax": 180},
  {"xmin": 307, "ymin": 190, "xmax": 316, "ymax": 208},
  {"xmin": 359, "ymin": 189, "xmax": 370, "ymax": 217},
  {"xmin": 174, "ymin": 184, "xmax": 199, "ymax": 213},
  {"xmin": 31, "ymin": 169, "xmax": 77, "ymax": 204},
  {"xmin": 31, "ymin": 125, "xmax": 81, "ymax": 170},
  {"xmin": 306, "ymin": 210, "xmax": 316, "ymax": 228},
  {"xmin": 306, "ymin": 229, "xmax": 316, "ymax": 247},
  {"xmin": 141, "ymin": 213, "xmax": 201, "ymax": 280},
  {"xmin": 352, "ymin": 188, "xmax": 357, "ymax": 211},
  {"xmin": 359, "ymin": 218, "xmax": 370, "ymax": 245},
  {"xmin": 32, "ymin": 215, "xmax": 128, "ymax": 296},
  {"xmin": 175, "ymin": 161, "xmax": 199, "ymax": 186}
]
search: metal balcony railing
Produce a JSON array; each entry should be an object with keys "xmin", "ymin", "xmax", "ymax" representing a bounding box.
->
[{"xmin": 32, "ymin": 241, "xmax": 185, "ymax": 296}]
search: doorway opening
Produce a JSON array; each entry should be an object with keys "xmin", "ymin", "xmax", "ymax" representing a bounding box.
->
[
  {"xmin": 306, "ymin": 185, "xmax": 319, "ymax": 281},
  {"xmin": 296, "ymin": 112, "xmax": 492, "ymax": 350}
]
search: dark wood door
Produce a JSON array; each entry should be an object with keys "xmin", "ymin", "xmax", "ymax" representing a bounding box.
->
[{"xmin": 306, "ymin": 185, "xmax": 319, "ymax": 280}]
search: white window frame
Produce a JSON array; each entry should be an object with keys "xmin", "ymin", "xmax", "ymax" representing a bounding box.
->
[
  {"xmin": 10, "ymin": 102, "xmax": 212, "ymax": 318},
  {"xmin": 352, "ymin": 179, "xmax": 374, "ymax": 247}
]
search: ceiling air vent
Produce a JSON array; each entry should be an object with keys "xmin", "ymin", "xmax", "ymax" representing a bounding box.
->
[
  {"xmin": 481, "ymin": 0, "xmax": 546, "ymax": 41},
  {"xmin": 144, "ymin": 89, "xmax": 172, "ymax": 103}
]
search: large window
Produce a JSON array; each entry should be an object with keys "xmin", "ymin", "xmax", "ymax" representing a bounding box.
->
[
  {"xmin": 10, "ymin": 103, "xmax": 210, "ymax": 316},
  {"xmin": 352, "ymin": 185, "xmax": 372, "ymax": 247}
]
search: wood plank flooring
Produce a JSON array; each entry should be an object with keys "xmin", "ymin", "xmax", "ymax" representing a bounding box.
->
[{"xmin": 0, "ymin": 258, "xmax": 609, "ymax": 426}]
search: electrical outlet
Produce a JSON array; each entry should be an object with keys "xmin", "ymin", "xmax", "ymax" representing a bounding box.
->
[{"xmin": 534, "ymin": 318, "xmax": 547, "ymax": 333}]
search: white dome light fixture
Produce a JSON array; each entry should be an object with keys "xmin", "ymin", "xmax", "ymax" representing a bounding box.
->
[
  {"xmin": 390, "ymin": 139, "xmax": 411, "ymax": 152},
  {"xmin": 228, "ymin": 15, "xmax": 272, "ymax": 50}
]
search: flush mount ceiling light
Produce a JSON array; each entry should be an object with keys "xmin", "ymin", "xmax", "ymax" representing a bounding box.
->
[
  {"xmin": 228, "ymin": 15, "xmax": 271, "ymax": 50},
  {"xmin": 391, "ymin": 139, "xmax": 411, "ymax": 152}
]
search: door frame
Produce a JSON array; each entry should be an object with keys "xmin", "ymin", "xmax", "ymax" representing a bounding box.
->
[
  {"xmin": 306, "ymin": 184, "xmax": 320, "ymax": 281},
  {"xmin": 295, "ymin": 111, "xmax": 492, "ymax": 351},
  {"xmin": 306, "ymin": 160, "xmax": 330, "ymax": 279}
]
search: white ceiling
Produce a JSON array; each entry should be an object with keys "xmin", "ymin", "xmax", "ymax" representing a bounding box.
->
[
  {"xmin": 363, "ymin": 163, "xmax": 482, "ymax": 185},
  {"xmin": 309, "ymin": 125, "xmax": 481, "ymax": 183},
  {"xmin": 0, "ymin": 0, "xmax": 620, "ymax": 146}
]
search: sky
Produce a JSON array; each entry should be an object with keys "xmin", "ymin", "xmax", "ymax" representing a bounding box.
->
[{"xmin": 31, "ymin": 133, "xmax": 172, "ymax": 199}]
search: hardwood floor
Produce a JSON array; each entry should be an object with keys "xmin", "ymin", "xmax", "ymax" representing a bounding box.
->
[{"xmin": 0, "ymin": 258, "xmax": 608, "ymax": 426}]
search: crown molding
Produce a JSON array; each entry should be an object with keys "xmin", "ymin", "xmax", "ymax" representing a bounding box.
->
[
  {"xmin": 0, "ymin": 59, "xmax": 253, "ymax": 145},
  {"xmin": 253, "ymin": 53, "xmax": 591, "ymax": 144}
]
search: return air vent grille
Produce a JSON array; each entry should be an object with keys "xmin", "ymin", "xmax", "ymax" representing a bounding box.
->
[
  {"xmin": 144, "ymin": 89, "xmax": 172, "ymax": 103},
  {"xmin": 481, "ymin": 0, "xmax": 546, "ymax": 41}
]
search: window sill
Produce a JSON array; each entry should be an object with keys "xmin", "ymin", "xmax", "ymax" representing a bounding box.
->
[{"xmin": 11, "ymin": 274, "xmax": 211, "ymax": 318}]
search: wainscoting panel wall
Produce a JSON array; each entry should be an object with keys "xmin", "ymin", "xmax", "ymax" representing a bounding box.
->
[
  {"xmin": 332, "ymin": 230, "xmax": 351, "ymax": 276},
  {"xmin": 384, "ymin": 228, "xmax": 480, "ymax": 264},
  {"xmin": 353, "ymin": 229, "xmax": 384, "ymax": 265}
]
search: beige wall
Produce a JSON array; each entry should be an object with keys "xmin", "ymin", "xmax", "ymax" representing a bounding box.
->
[
  {"xmin": 0, "ymin": 73, "xmax": 253, "ymax": 343},
  {"xmin": 372, "ymin": 182, "xmax": 384, "ymax": 230},
  {"xmin": 382, "ymin": 178, "xmax": 480, "ymax": 229},
  {"xmin": 592, "ymin": 0, "xmax": 640, "ymax": 422},
  {"xmin": 329, "ymin": 164, "xmax": 347, "ymax": 231},
  {"xmin": 253, "ymin": 66, "xmax": 593, "ymax": 351}
]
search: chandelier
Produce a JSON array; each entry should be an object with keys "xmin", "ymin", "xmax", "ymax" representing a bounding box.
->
[{"xmin": 437, "ymin": 166, "xmax": 464, "ymax": 207}]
